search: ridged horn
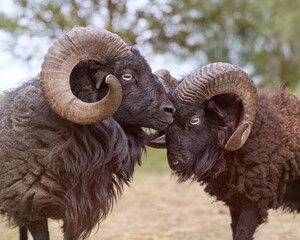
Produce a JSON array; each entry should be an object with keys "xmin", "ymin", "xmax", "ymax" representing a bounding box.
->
[
  {"xmin": 174, "ymin": 62, "xmax": 258, "ymax": 151},
  {"xmin": 40, "ymin": 27, "xmax": 131, "ymax": 125}
]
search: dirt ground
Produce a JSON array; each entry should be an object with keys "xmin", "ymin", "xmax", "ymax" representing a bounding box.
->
[{"xmin": 1, "ymin": 171, "xmax": 300, "ymax": 240}]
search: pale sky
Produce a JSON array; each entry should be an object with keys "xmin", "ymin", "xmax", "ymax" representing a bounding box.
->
[
  {"xmin": 0, "ymin": 49, "xmax": 197, "ymax": 93},
  {"xmin": 0, "ymin": 52, "xmax": 37, "ymax": 92}
]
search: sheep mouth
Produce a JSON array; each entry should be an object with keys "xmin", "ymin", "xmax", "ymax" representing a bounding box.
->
[
  {"xmin": 153, "ymin": 116, "xmax": 174, "ymax": 124},
  {"xmin": 144, "ymin": 114, "xmax": 173, "ymax": 131}
]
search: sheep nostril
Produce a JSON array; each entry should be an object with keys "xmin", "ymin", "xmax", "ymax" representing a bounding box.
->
[{"xmin": 162, "ymin": 105, "xmax": 175, "ymax": 116}]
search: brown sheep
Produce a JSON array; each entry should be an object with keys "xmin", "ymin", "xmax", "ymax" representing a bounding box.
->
[{"xmin": 152, "ymin": 63, "xmax": 300, "ymax": 240}]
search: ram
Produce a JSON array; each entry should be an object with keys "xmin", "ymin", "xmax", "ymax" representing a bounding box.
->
[
  {"xmin": 0, "ymin": 27, "xmax": 174, "ymax": 240},
  {"xmin": 154, "ymin": 63, "xmax": 300, "ymax": 240}
]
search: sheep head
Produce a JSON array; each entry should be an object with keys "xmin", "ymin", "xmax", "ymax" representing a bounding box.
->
[
  {"xmin": 107, "ymin": 47, "xmax": 175, "ymax": 130},
  {"xmin": 40, "ymin": 27, "xmax": 174, "ymax": 130},
  {"xmin": 152, "ymin": 63, "xmax": 258, "ymax": 179}
]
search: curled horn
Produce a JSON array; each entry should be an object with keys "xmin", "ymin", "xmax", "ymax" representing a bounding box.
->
[
  {"xmin": 40, "ymin": 27, "xmax": 131, "ymax": 125},
  {"xmin": 174, "ymin": 62, "xmax": 258, "ymax": 151}
]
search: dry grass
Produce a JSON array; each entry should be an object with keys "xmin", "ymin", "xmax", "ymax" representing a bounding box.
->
[{"xmin": 1, "ymin": 149, "xmax": 300, "ymax": 240}]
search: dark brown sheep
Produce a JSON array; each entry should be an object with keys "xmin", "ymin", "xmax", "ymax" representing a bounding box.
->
[
  {"xmin": 0, "ymin": 27, "xmax": 174, "ymax": 240},
  {"xmin": 153, "ymin": 63, "xmax": 300, "ymax": 240}
]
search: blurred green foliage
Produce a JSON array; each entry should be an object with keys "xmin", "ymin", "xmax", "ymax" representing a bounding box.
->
[
  {"xmin": 142, "ymin": 0, "xmax": 300, "ymax": 90},
  {"xmin": 0, "ymin": 0, "xmax": 299, "ymax": 90}
]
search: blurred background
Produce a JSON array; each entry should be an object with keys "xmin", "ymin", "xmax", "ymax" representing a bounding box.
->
[
  {"xmin": 1, "ymin": 1, "xmax": 300, "ymax": 239},
  {"xmin": 0, "ymin": 0, "xmax": 300, "ymax": 93}
]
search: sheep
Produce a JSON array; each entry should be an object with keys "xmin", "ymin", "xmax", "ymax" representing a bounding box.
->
[
  {"xmin": 0, "ymin": 27, "xmax": 175, "ymax": 240},
  {"xmin": 152, "ymin": 63, "xmax": 300, "ymax": 240}
]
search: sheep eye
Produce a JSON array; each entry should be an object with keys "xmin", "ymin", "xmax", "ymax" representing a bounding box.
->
[
  {"xmin": 190, "ymin": 117, "xmax": 200, "ymax": 125},
  {"xmin": 122, "ymin": 73, "xmax": 133, "ymax": 81}
]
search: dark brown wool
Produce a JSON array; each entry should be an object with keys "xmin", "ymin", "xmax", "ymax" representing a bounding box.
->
[
  {"xmin": 200, "ymin": 90, "xmax": 300, "ymax": 221},
  {"xmin": 164, "ymin": 63, "xmax": 299, "ymax": 239},
  {"xmin": 0, "ymin": 79, "xmax": 145, "ymax": 240}
]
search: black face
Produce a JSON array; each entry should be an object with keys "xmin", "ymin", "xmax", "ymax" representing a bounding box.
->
[
  {"xmin": 166, "ymin": 97, "xmax": 218, "ymax": 171},
  {"xmin": 111, "ymin": 48, "xmax": 174, "ymax": 131},
  {"xmin": 70, "ymin": 47, "xmax": 174, "ymax": 131},
  {"xmin": 165, "ymin": 94, "xmax": 241, "ymax": 180}
]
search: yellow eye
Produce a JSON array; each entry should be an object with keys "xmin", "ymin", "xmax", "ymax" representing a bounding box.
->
[
  {"xmin": 122, "ymin": 73, "xmax": 133, "ymax": 81},
  {"xmin": 190, "ymin": 117, "xmax": 200, "ymax": 125}
]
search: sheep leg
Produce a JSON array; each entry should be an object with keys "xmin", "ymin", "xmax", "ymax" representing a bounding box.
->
[
  {"xmin": 19, "ymin": 226, "xmax": 28, "ymax": 240},
  {"xmin": 229, "ymin": 207, "xmax": 240, "ymax": 239},
  {"xmin": 234, "ymin": 207, "xmax": 260, "ymax": 240},
  {"xmin": 27, "ymin": 218, "xmax": 49, "ymax": 240}
]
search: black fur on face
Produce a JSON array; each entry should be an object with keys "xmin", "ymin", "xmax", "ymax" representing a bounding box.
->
[
  {"xmin": 166, "ymin": 93, "xmax": 242, "ymax": 182},
  {"xmin": 70, "ymin": 47, "xmax": 174, "ymax": 131}
]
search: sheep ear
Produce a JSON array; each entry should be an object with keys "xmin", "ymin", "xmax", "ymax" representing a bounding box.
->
[
  {"xmin": 95, "ymin": 71, "xmax": 108, "ymax": 90},
  {"xmin": 206, "ymin": 99, "xmax": 224, "ymax": 122}
]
